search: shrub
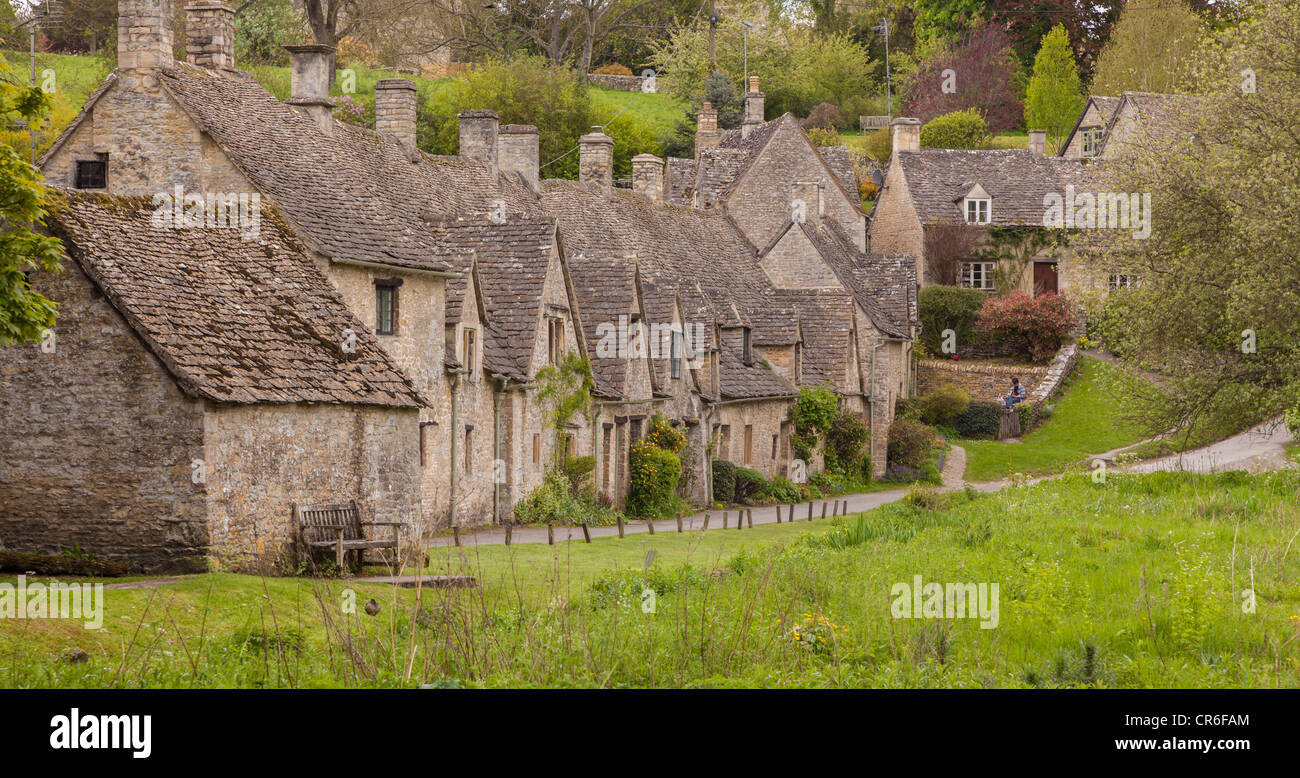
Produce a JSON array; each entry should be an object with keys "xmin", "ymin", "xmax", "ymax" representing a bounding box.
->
[
  {"xmin": 801, "ymin": 102, "xmax": 843, "ymax": 130},
  {"xmin": 826, "ymin": 409, "xmax": 869, "ymax": 476},
  {"xmin": 862, "ymin": 127, "xmax": 891, "ymax": 162},
  {"xmin": 918, "ymin": 384, "xmax": 971, "ymax": 425},
  {"xmin": 807, "ymin": 126, "xmax": 840, "ymax": 147},
  {"xmin": 645, "ymin": 414, "xmax": 685, "ymax": 454},
  {"xmin": 919, "ymin": 285, "xmax": 989, "ymax": 355},
  {"xmin": 628, "ymin": 440, "xmax": 682, "ymax": 518},
  {"xmin": 790, "ymin": 384, "xmax": 839, "ymax": 460},
  {"xmin": 951, "ymin": 400, "xmax": 1003, "ymax": 438},
  {"xmin": 592, "ymin": 63, "xmax": 634, "ymax": 76},
  {"xmin": 513, "ymin": 471, "xmax": 583, "ymax": 525},
  {"xmin": 711, "ymin": 459, "xmax": 737, "ymax": 504},
  {"xmin": 1285, "ymin": 405, "xmax": 1300, "ymax": 438},
  {"xmin": 761, "ymin": 476, "xmax": 802, "ymax": 504},
  {"xmin": 920, "ymin": 108, "xmax": 991, "ymax": 150},
  {"xmin": 976, "ymin": 292, "xmax": 1077, "ymax": 362},
  {"xmin": 560, "ymin": 455, "xmax": 596, "ymax": 497},
  {"xmin": 888, "ymin": 418, "xmax": 938, "ymax": 469},
  {"xmin": 732, "ymin": 467, "xmax": 767, "ymax": 504}
]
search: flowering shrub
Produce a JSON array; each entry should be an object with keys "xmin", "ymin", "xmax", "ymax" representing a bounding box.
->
[
  {"xmin": 975, "ymin": 292, "xmax": 1077, "ymax": 362},
  {"xmin": 782, "ymin": 612, "xmax": 850, "ymax": 655},
  {"xmin": 644, "ymin": 414, "xmax": 685, "ymax": 454},
  {"xmin": 627, "ymin": 439, "xmax": 682, "ymax": 518},
  {"xmin": 887, "ymin": 418, "xmax": 938, "ymax": 469},
  {"xmin": 592, "ymin": 63, "xmax": 634, "ymax": 76},
  {"xmin": 329, "ymin": 94, "xmax": 371, "ymax": 127}
]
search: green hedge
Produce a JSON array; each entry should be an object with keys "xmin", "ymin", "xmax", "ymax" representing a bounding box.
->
[
  {"xmin": 711, "ymin": 459, "xmax": 736, "ymax": 504},
  {"xmin": 733, "ymin": 466, "xmax": 767, "ymax": 504},
  {"xmin": 952, "ymin": 400, "xmax": 1003, "ymax": 439},
  {"xmin": 919, "ymin": 285, "xmax": 989, "ymax": 355}
]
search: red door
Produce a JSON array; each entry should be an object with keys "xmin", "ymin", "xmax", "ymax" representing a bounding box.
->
[{"xmin": 1033, "ymin": 262, "xmax": 1059, "ymax": 295}]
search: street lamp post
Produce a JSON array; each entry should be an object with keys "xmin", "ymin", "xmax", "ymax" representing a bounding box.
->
[
  {"xmin": 741, "ymin": 21, "xmax": 753, "ymax": 84},
  {"xmin": 874, "ymin": 17, "xmax": 892, "ymax": 121}
]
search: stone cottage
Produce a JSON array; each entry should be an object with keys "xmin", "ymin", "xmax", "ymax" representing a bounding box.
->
[{"xmin": 0, "ymin": 192, "xmax": 424, "ymax": 572}]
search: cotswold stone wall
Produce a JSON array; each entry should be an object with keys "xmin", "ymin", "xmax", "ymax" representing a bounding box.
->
[
  {"xmin": 713, "ymin": 398, "xmax": 793, "ymax": 481},
  {"xmin": 1027, "ymin": 345, "xmax": 1078, "ymax": 403},
  {"xmin": 0, "ymin": 263, "xmax": 210, "ymax": 572},
  {"xmin": 203, "ymin": 402, "xmax": 422, "ymax": 571},
  {"xmin": 586, "ymin": 73, "xmax": 652, "ymax": 92},
  {"xmin": 917, "ymin": 359, "xmax": 1049, "ymax": 404}
]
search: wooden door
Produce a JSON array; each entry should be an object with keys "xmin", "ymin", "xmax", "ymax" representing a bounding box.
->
[{"xmin": 1033, "ymin": 262, "xmax": 1059, "ymax": 295}]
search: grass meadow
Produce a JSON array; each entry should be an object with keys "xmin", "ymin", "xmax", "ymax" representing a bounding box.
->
[{"xmin": 4, "ymin": 471, "xmax": 1298, "ymax": 689}]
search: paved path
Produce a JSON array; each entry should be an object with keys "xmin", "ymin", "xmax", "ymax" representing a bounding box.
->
[
  {"xmin": 430, "ymin": 446, "xmax": 973, "ymax": 549},
  {"xmin": 1123, "ymin": 417, "xmax": 1295, "ymax": 475}
]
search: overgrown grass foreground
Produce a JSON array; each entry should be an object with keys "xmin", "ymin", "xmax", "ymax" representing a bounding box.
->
[{"xmin": 2, "ymin": 471, "xmax": 1297, "ymax": 688}]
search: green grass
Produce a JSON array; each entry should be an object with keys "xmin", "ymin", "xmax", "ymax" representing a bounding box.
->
[
  {"xmin": 989, "ymin": 131, "xmax": 1027, "ymax": 149},
  {"xmin": 4, "ymin": 470, "xmax": 1298, "ymax": 688},
  {"xmin": 0, "ymin": 49, "xmax": 114, "ymax": 110},
  {"xmin": 960, "ymin": 357, "xmax": 1157, "ymax": 482}
]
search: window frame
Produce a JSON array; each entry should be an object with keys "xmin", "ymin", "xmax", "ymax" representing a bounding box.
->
[
  {"xmin": 74, "ymin": 156, "xmax": 108, "ymax": 190},
  {"xmin": 1081, "ymin": 126, "xmax": 1103, "ymax": 157},
  {"xmin": 964, "ymin": 197, "xmax": 991, "ymax": 225},
  {"xmin": 461, "ymin": 326, "xmax": 477, "ymax": 373},
  {"xmin": 374, "ymin": 277, "xmax": 402, "ymax": 336},
  {"xmin": 1108, "ymin": 273, "xmax": 1137, "ymax": 290},
  {"xmin": 960, "ymin": 261, "xmax": 996, "ymax": 291}
]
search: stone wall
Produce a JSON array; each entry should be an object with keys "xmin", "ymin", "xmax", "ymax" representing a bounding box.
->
[
  {"xmin": 203, "ymin": 402, "xmax": 422, "ymax": 571},
  {"xmin": 586, "ymin": 73, "xmax": 653, "ymax": 92},
  {"xmin": 728, "ymin": 122, "xmax": 866, "ymax": 252},
  {"xmin": 1027, "ymin": 344, "xmax": 1078, "ymax": 403},
  {"xmin": 760, "ymin": 225, "xmax": 842, "ymax": 288},
  {"xmin": 916, "ymin": 359, "xmax": 1050, "ymax": 404},
  {"xmin": 0, "ymin": 263, "xmax": 209, "ymax": 572},
  {"xmin": 713, "ymin": 398, "xmax": 794, "ymax": 481}
]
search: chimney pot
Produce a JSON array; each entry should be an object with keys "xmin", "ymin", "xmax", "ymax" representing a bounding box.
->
[
  {"xmin": 498, "ymin": 124, "xmax": 540, "ymax": 188},
  {"xmin": 375, "ymin": 78, "xmax": 418, "ymax": 147},
  {"xmin": 1028, "ymin": 129, "xmax": 1047, "ymax": 156},
  {"xmin": 459, "ymin": 109, "xmax": 499, "ymax": 174},
  {"xmin": 184, "ymin": 2, "xmax": 235, "ymax": 70},
  {"xmin": 579, "ymin": 131, "xmax": 614, "ymax": 191},
  {"xmin": 742, "ymin": 77, "xmax": 765, "ymax": 137},
  {"xmin": 118, "ymin": 0, "xmax": 174, "ymax": 71},
  {"xmin": 632, "ymin": 153, "xmax": 664, "ymax": 203},
  {"xmin": 890, "ymin": 117, "xmax": 921, "ymax": 156}
]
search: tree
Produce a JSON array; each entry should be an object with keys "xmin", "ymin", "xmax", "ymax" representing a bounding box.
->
[
  {"xmin": 988, "ymin": 0, "xmax": 1123, "ymax": 81},
  {"xmin": 903, "ymin": 22, "xmax": 1022, "ymax": 132},
  {"xmin": 1024, "ymin": 24, "xmax": 1084, "ymax": 154},
  {"xmin": 1076, "ymin": 0, "xmax": 1300, "ymax": 443},
  {"xmin": 1091, "ymin": 0, "xmax": 1201, "ymax": 96},
  {"xmin": 0, "ymin": 52, "xmax": 65, "ymax": 346},
  {"xmin": 919, "ymin": 108, "xmax": 990, "ymax": 149}
]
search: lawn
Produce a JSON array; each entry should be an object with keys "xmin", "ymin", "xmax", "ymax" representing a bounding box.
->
[
  {"xmin": 959, "ymin": 356, "xmax": 1158, "ymax": 482},
  {"xmin": 4, "ymin": 469, "xmax": 1298, "ymax": 688}
]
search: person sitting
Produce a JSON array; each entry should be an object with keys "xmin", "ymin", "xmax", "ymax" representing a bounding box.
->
[{"xmin": 998, "ymin": 378, "xmax": 1026, "ymax": 409}]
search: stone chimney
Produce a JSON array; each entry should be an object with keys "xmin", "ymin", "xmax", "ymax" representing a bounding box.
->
[
  {"xmin": 459, "ymin": 110, "xmax": 499, "ymax": 173},
  {"xmin": 284, "ymin": 44, "xmax": 336, "ymax": 134},
  {"xmin": 579, "ymin": 130, "xmax": 614, "ymax": 191},
  {"xmin": 184, "ymin": 2, "xmax": 235, "ymax": 70},
  {"xmin": 695, "ymin": 102, "xmax": 721, "ymax": 158},
  {"xmin": 791, "ymin": 181, "xmax": 823, "ymax": 226},
  {"xmin": 498, "ymin": 124, "xmax": 539, "ymax": 188},
  {"xmin": 118, "ymin": 0, "xmax": 174, "ymax": 71},
  {"xmin": 1028, "ymin": 129, "xmax": 1047, "ymax": 156},
  {"xmin": 375, "ymin": 78, "xmax": 417, "ymax": 147},
  {"xmin": 891, "ymin": 117, "xmax": 921, "ymax": 156},
  {"xmin": 742, "ymin": 76, "xmax": 765, "ymax": 138},
  {"xmin": 632, "ymin": 154, "xmax": 664, "ymax": 203}
]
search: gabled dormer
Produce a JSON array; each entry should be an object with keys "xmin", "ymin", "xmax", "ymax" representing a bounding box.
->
[{"xmin": 960, "ymin": 183, "xmax": 992, "ymax": 225}]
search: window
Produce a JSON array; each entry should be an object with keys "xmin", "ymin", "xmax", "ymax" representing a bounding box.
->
[
  {"xmin": 75, "ymin": 157, "xmax": 107, "ymax": 189},
  {"xmin": 771, "ymin": 434, "xmax": 778, "ymax": 459},
  {"xmin": 532, "ymin": 433, "xmax": 540, "ymax": 465},
  {"xmin": 719, "ymin": 425, "xmax": 731, "ymax": 461},
  {"xmin": 461, "ymin": 327, "xmax": 477, "ymax": 373},
  {"xmin": 547, "ymin": 317, "xmax": 564, "ymax": 363},
  {"xmin": 793, "ymin": 341, "xmax": 803, "ymax": 380},
  {"xmin": 742, "ymin": 327, "xmax": 753, "ymax": 364},
  {"xmin": 464, "ymin": 425, "xmax": 473, "ymax": 473},
  {"xmin": 670, "ymin": 328, "xmax": 683, "ymax": 379},
  {"xmin": 1109, "ymin": 273, "xmax": 1137, "ymax": 289},
  {"xmin": 601, "ymin": 426, "xmax": 611, "ymax": 485},
  {"xmin": 743, "ymin": 425, "xmax": 753, "ymax": 465},
  {"xmin": 964, "ymin": 198, "xmax": 990, "ymax": 225},
  {"xmin": 1081, "ymin": 126, "xmax": 1103, "ymax": 157},
  {"xmin": 374, "ymin": 278, "xmax": 402, "ymax": 335},
  {"xmin": 961, "ymin": 262, "xmax": 996, "ymax": 291}
]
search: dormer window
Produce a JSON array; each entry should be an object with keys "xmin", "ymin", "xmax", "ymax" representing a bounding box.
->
[
  {"xmin": 964, "ymin": 198, "xmax": 990, "ymax": 224},
  {"xmin": 1081, "ymin": 126, "xmax": 1103, "ymax": 157}
]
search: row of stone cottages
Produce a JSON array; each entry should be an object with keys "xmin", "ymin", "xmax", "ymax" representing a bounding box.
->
[{"xmin": 0, "ymin": 0, "xmax": 918, "ymax": 572}]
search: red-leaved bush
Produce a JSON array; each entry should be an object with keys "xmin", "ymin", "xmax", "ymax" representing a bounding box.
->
[{"xmin": 975, "ymin": 292, "xmax": 1077, "ymax": 362}]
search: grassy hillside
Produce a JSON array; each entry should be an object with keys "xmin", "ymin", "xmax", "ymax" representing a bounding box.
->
[
  {"xmin": 2, "ymin": 51, "xmax": 686, "ymax": 162},
  {"xmin": 4, "ymin": 470, "xmax": 1297, "ymax": 688}
]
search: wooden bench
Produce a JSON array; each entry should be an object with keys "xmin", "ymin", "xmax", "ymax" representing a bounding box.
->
[{"xmin": 293, "ymin": 501, "xmax": 407, "ymax": 573}]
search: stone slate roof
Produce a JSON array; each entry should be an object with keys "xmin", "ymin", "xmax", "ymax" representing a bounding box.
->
[
  {"xmin": 1096, "ymin": 91, "xmax": 1199, "ymax": 156},
  {"xmin": 539, "ymin": 181, "xmax": 803, "ymax": 400},
  {"xmin": 433, "ymin": 218, "xmax": 560, "ymax": 382},
  {"xmin": 895, "ymin": 148, "xmax": 1088, "ymax": 227},
  {"xmin": 802, "ymin": 219, "xmax": 915, "ymax": 339},
  {"xmin": 46, "ymin": 191, "xmax": 424, "ymax": 408},
  {"xmin": 141, "ymin": 65, "xmax": 541, "ymax": 273},
  {"xmin": 563, "ymin": 255, "xmax": 638, "ymax": 399},
  {"xmin": 665, "ymin": 157, "xmax": 698, "ymax": 205},
  {"xmin": 771, "ymin": 288, "xmax": 857, "ymax": 387},
  {"xmin": 1091, "ymin": 96, "xmax": 1122, "ymax": 124},
  {"xmin": 816, "ymin": 145, "xmax": 859, "ymax": 196},
  {"xmin": 717, "ymin": 328, "xmax": 795, "ymax": 401}
]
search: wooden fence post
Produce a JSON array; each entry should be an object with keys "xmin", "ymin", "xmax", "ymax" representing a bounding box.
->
[
  {"xmin": 505, "ymin": 523, "xmax": 513, "ymax": 546},
  {"xmin": 747, "ymin": 509, "xmax": 753, "ymax": 528},
  {"xmin": 676, "ymin": 512, "xmax": 683, "ymax": 533},
  {"xmin": 617, "ymin": 513, "xmax": 625, "ymax": 539},
  {"xmin": 581, "ymin": 523, "xmax": 592, "ymax": 543},
  {"xmin": 547, "ymin": 523, "xmax": 554, "ymax": 545},
  {"xmin": 722, "ymin": 511, "xmax": 728, "ymax": 529},
  {"xmin": 807, "ymin": 502, "xmax": 814, "ymax": 521},
  {"xmin": 775, "ymin": 505, "xmax": 782, "ymax": 523},
  {"xmin": 820, "ymin": 502, "xmax": 828, "ymax": 519},
  {"xmin": 647, "ymin": 518, "xmax": 656, "ymax": 535},
  {"xmin": 702, "ymin": 512, "xmax": 711, "ymax": 531}
]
